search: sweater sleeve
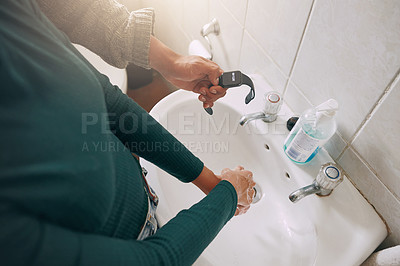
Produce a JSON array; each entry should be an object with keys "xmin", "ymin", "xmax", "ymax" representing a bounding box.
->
[
  {"xmin": 36, "ymin": 0, "xmax": 154, "ymax": 69},
  {"xmin": 82, "ymin": 53, "xmax": 205, "ymax": 182},
  {"xmin": 109, "ymin": 79, "xmax": 205, "ymax": 182},
  {"xmin": 0, "ymin": 181, "xmax": 237, "ymax": 266}
]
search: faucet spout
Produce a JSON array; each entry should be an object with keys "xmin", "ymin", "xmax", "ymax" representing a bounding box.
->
[
  {"xmin": 289, "ymin": 181, "xmax": 331, "ymax": 203},
  {"xmin": 239, "ymin": 112, "xmax": 267, "ymax": 126},
  {"xmin": 288, "ymin": 163, "xmax": 344, "ymax": 203},
  {"xmin": 239, "ymin": 91, "xmax": 282, "ymax": 126}
]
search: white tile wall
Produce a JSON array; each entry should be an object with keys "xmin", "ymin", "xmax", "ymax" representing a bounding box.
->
[
  {"xmin": 183, "ymin": 0, "xmax": 209, "ymax": 41},
  {"xmin": 219, "ymin": 0, "xmax": 248, "ymax": 25},
  {"xmin": 283, "ymin": 81, "xmax": 312, "ymax": 115},
  {"xmin": 245, "ymin": 0, "xmax": 314, "ymax": 75},
  {"xmin": 287, "ymin": 0, "xmax": 400, "ymax": 246},
  {"xmin": 135, "ymin": 0, "xmax": 400, "ymax": 247},
  {"xmin": 352, "ymin": 76, "xmax": 400, "ymax": 199},
  {"xmin": 209, "ymin": 0, "xmax": 244, "ymax": 70},
  {"xmin": 290, "ymin": 0, "xmax": 400, "ymax": 141},
  {"xmin": 240, "ymin": 31, "xmax": 288, "ymax": 92}
]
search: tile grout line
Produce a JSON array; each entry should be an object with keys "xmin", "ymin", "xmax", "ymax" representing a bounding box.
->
[
  {"xmin": 215, "ymin": 0, "xmax": 247, "ymax": 70},
  {"xmin": 335, "ymin": 138, "xmax": 350, "ymax": 162},
  {"xmin": 240, "ymin": 0, "xmax": 250, "ymax": 68},
  {"xmin": 286, "ymin": 80, "xmax": 314, "ymax": 110},
  {"xmin": 218, "ymin": 0, "xmax": 246, "ymax": 28},
  {"xmin": 282, "ymin": 0, "xmax": 316, "ymax": 97},
  {"xmin": 244, "ymin": 29, "xmax": 288, "ymax": 80},
  {"xmin": 337, "ymin": 67, "xmax": 400, "ymax": 161},
  {"xmin": 243, "ymin": 0, "xmax": 249, "ymax": 29},
  {"xmin": 343, "ymin": 145, "xmax": 400, "ymax": 204},
  {"xmin": 349, "ymin": 67, "xmax": 400, "ymax": 145}
]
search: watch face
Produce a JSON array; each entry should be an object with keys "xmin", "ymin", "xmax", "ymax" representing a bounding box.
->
[{"xmin": 219, "ymin": 71, "xmax": 242, "ymax": 88}]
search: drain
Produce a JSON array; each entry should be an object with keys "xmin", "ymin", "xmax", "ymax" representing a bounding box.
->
[
  {"xmin": 285, "ymin": 172, "xmax": 291, "ymax": 179},
  {"xmin": 264, "ymin": 144, "xmax": 270, "ymax": 150},
  {"xmin": 252, "ymin": 184, "xmax": 263, "ymax": 204}
]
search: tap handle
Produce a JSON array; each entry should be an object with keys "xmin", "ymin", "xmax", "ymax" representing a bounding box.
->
[
  {"xmin": 316, "ymin": 163, "xmax": 343, "ymax": 190},
  {"xmin": 263, "ymin": 91, "xmax": 282, "ymax": 115}
]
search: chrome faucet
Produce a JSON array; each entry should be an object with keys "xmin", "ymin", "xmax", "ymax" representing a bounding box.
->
[
  {"xmin": 289, "ymin": 163, "xmax": 343, "ymax": 203},
  {"xmin": 239, "ymin": 91, "xmax": 282, "ymax": 126},
  {"xmin": 200, "ymin": 18, "xmax": 220, "ymax": 61}
]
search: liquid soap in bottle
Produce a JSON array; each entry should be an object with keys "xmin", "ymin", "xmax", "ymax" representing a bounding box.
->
[{"xmin": 284, "ymin": 99, "xmax": 338, "ymax": 164}]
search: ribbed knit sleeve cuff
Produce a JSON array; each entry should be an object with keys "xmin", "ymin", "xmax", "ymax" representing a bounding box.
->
[
  {"xmin": 213, "ymin": 180, "xmax": 238, "ymax": 220},
  {"xmin": 127, "ymin": 8, "xmax": 155, "ymax": 69},
  {"xmin": 175, "ymin": 156, "xmax": 204, "ymax": 183}
]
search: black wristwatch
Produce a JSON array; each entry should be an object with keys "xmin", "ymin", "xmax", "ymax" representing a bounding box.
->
[{"xmin": 204, "ymin": 71, "xmax": 255, "ymax": 115}]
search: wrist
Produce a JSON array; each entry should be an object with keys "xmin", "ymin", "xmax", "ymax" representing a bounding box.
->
[
  {"xmin": 148, "ymin": 36, "xmax": 180, "ymax": 75},
  {"xmin": 192, "ymin": 166, "xmax": 221, "ymax": 194}
]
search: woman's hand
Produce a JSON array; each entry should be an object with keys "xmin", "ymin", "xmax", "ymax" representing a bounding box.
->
[
  {"xmin": 164, "ymin": 55, "xmax": 227, "ymax": 109},
  {"xmin": 148, "ymin": 37, "xmax": 227, "ymax": 108},
  {"xmin": 218, "ymin": 166, "xmax": 256, "ymax": 216},
  {"xmin": 192, "ymin": 166, "xmax": 255, "ymax": 216}
]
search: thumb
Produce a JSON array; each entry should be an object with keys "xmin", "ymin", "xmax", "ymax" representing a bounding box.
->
[
  {"xmin": 208, "ymin": 67, "xmax": 223, "ymax": 86},
  {"xmin": 199, "ymin": 59, "xmax": 223, "ymax": 85}
]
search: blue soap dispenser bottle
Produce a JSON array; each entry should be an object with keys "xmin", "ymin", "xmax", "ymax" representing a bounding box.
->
[{"xmin": 284, "ymin": 99, "xmax": 338, "ymax": 164}]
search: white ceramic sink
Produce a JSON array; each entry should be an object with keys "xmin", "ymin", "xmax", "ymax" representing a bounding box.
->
[{"xmin": 142, "ymin": 75, "xmax": 387, "ymax": 266}]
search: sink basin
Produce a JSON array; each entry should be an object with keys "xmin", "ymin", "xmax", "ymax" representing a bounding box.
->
[{"xmin": 142, "ymin": 75, "xmax": 387, "ymax": 266}]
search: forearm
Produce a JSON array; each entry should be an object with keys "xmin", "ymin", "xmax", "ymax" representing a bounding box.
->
[
  {"xmin": 81, "ymin": 56, "xmax": 203, "ymax": 182},
  {"xmin": 148, "ymin": 36, "xmax": 180, "ymax": 74},
  {"xmin": 0, "ymin": 183, "xmax": 237, "ymax": 266}
]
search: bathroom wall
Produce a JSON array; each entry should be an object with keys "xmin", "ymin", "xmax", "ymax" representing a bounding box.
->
[{"xmin": 138, "ymin": 0, "xmax": 400, "ymax": 247}]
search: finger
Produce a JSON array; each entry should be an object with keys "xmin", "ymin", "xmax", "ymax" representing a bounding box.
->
[
  {"xmin": 203, "ymin": 87, "xmax": 227, "ymax": 102},
  {"xmin": 244, "ymin": 190, "xmax": 253, "ymax": 205},
  {"xmin": 200, "ymin": 88, "xmax": 207, "ymax": 96},
  {"xmin": 208, "ymin": 85, "xmax": 226, "ymax": 95},
  {"xmin": 209, "ymin": 67, "xmax": 224, "ymax": 86},
  {"xmin": 234, "ymin": 166, "xmax": 244, "ymax": 171},
  {"xmin": 221, "ymin": 168, "xmax": 231, "ymax": 175},
  {"xmin": 198, "ymin": 94, "xmax": 214, "ymax": 105},
  {"xmin": 242, "ymin": 170, "xmax": 253, "ymax": 179},
  {"xmin": 193, "ymin": 80, "xmax": 212, "ymax": 95},
  {"xmin": 199, "ymin": 83, "xmax": 222, "ymax": 96},
  {"xmin": 198, "ymin": 95, "xmax": 214, "ymax": 109},
  {"xmin": 248, "ymin": 187, "xmax": 255, "ymax": 201},
  {"xmin": 195, "ymin": 84, "xmax": 227, "ymax": 106},
  {"xmin": 203, "ymin": 102, "xmax": 214, "ymax": 109},
  {"xmin": 199, "ymin": 59, "xmax": 223, "ymax": 86},
  {"xmin": 235, "ymin": 207, "xmax": 244, "ymax": 216},
  {"xmin": 240, "ymin": 205, "xmax": 250, "ymax": 212},
  {"xmin": 201, "ymin": 94, "xmax": 226, "ymax": 105},
  {"xmin": 198, "ymin": 94, "xmax": 207, "ymax": 103},
  {"xmin": 198, "ymin": 85, "xmax": 223, "ymax": 98},
  {"xmin": 235, "ymin": 205, "xmax": 250, "ymax": 216}
]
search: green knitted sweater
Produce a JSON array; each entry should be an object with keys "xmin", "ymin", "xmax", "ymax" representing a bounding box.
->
[{"xmin": 0, "ymin": 1, "xmax": 237, "ymax": 265}]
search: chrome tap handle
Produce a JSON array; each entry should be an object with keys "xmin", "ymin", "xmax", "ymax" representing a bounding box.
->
[
  {"xmin": 289, "ymin": 163, "xmax": 343, "ymax": 203},
  {"xmin": 261, "ymin": 91, "xmax": 282, "ymax": 122},
  {"xmin": 316, "ymin": 163, "xmax": 343, "ymax": 191},
  {"xmin": 263, "ymin": 91, "xmax": 282, "ymax": 115}
]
